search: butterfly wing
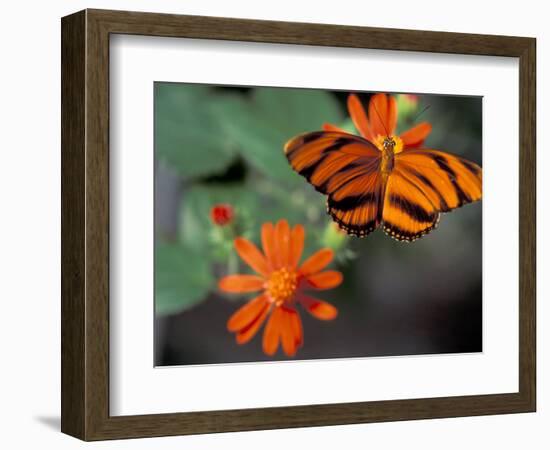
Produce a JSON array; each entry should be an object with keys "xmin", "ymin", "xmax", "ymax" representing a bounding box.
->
[
  {"xmin": 328, "ymin": 168, "xmax": 385, "ymax": 237},
  {"xmin": 395, "ymin": 149, "xmax": 482, "ymax": 211},
  {"xmin": 382, "ymin": 149, "xmax": 482, "ymax": 241},
  {"xmin": 382, "ymin": 166, "xmax": 440, "ymax": 241},
  {"xmin": 285, "ymin": 131, "xmax": 383, "ymax": 237}
]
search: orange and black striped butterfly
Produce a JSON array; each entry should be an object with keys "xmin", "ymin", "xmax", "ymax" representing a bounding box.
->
[{"xmin": 284, "ymin": 93, "xmax": 482, "ymax": 242}]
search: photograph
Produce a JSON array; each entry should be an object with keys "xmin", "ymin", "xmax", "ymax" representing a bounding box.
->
[{"xmin": 154, "ymin": 84, "xmax": 483, "ymax": 366}]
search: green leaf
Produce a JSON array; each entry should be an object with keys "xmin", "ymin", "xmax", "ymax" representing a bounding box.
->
[
  {"xmin": 155, "ymin": 243, "xmax": 214, "ymax": 315},
  {"xmin": 252, "ymin": 88, "xmax": 344, "ymax": 137},
  {"xmin": 220, "ymin": 113, "xmax": 301, "ymax": 184},
  {"xmin": 218, "ymin": 88, "xmax": 344, "ymax": 184},
  {"xmin": 155, "ymin": 83, "xmax": 240, "ymax": 178}
]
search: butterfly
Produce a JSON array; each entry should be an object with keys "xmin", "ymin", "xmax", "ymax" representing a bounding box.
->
[{"xmin": 284, "ymin": 93, "xmax": 482, "ymax": 242}]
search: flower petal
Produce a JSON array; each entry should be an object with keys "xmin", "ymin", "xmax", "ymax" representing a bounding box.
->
[
  {"xmin": 261, "ymin": 222, "xmax": 277, "ymax": 269},
  {"xmin": 289, "ymin": 224, "xmax": 305, "ymax": 269},
  {"xmin": 262, "ymin": 306, "xmax": 283, "ymax": 356},
  {"xmin": 387, "ymin": 95, "xmax": 398, "ymax": 136},
  {"xmin": 299, "ymin": 295, "xmax": 338, "ymax": 320},
  {"xmin": 400, "ymin": 122, "xmax": 432, "ymax": 148},
  {"xmin": 236, "ymin": 302, "xmax": 270, "ymax": 344},
  {"xmin": 289, "ymin": 308, "xmax": 303, "ymax": 348},
  {"xmin": 227, "ymin": 294, "xmax": 269, "ymax": 332},
  {"xmin": 299, "ymin": 248, "xmax": 334, "ymax": 276},
  {"xmin": 280, "ymin": 308, "xmax": 299, "ymax": 356},
  {"xmin": 347, "ymin": 94, "xmax": 373, "ymax": 140},
  {"xmin": 234, "ymin": 237, "xmax": 270, "ymax": 277},
  {"xmin": 322, "ymin": 123, "xmax": 349, "ymax": 133},
  {"xmin": 275, "ymin": 219, "xmax": 290, "ymax": 268},
  {"xmin": 368, "ymin": 93, "xmax": 396, "ymax": 137},
  {"xmin": 305, "ymin": 270, "xmax": 343, "ymax": 290},
  {"xmin": 219, "ymin": 274, "xmax": 265, "ymax": 293}
]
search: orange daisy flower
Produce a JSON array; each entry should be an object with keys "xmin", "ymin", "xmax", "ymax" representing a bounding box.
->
[
  {"xmin": 219, "ymin": 219, "xmax": 342, "ymax": 357},
  {"xmin": 324, "ymin": 93, "xmax": 432, "ymax": 153}
]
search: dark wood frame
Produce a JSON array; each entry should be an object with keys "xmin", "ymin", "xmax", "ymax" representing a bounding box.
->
[{"xmin": 61, "ymin": 8, "xmax": 536, "ymax": 441}]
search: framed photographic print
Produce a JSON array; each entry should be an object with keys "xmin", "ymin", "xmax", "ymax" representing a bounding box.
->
[{"xmin": 61, "ymin": 9, "xmax": 536, "ymax": 441}]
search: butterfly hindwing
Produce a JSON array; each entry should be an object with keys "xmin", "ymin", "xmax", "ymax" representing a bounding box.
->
[
  {"xmin": 382, "ymin": 167, "xmax": 440, "ymax": 242},
  {"xmin": 327, "ymin": 168, "xmax": 384, "ymax": 237}
]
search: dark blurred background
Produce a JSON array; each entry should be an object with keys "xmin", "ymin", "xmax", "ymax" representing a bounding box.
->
[{"xmin": 154, "ymin": 84, "xmax": 482, "ymax": 366}]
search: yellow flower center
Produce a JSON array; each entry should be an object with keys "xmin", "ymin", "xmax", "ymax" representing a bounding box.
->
[
  {"xmin": 266, "ymin": 268, "xmax": 298, "ymax": 306},
  {"xmin": 373, "ymin": 134, "xmax": 404, "ymax": 154}
]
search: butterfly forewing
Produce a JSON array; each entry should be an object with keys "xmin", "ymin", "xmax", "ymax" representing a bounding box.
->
[
  {"xmin": 395, "ymin": 149, "xmax": 482, "ymax": 211},
  {"xmin": 285, "ymin": 131, "xmax": 380, "ymax": 190}
]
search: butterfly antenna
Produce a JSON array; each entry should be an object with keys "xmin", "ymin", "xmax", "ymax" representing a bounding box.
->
[
  {"xmin": 370, "ymin": 97, "xmax": 391, "ymax": 137},
  {"xmin": 411, "ymin": 104, "xmax": 431, "ymax": 123}
]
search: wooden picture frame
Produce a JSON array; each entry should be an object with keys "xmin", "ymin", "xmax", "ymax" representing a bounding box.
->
[{"xmin": 61, "ymin": 8, "xmax": 536, "ymax": 441}]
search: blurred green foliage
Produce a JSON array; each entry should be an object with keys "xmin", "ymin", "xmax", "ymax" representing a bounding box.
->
[
  {"xmin": 219, "ymin": 87, "xmax": 344, "ymax": 184},
  {"xmin": 155, "ymin": 243, "xmax": 214, "ymax": 315},
  {"xmin": 155, "ymin": 84, "xmax": 240, "ymax": 177}
]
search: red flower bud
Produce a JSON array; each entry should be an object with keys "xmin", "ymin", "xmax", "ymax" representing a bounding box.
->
[{"xmin": 210, "ymin": 203, "xmax": 234, "ymax": 226}]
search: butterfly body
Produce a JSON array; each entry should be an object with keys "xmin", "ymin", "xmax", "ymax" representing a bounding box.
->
[
  {"xmin": 284, "ymin": 94, "xmax": 482, "ymax": 242},
  {"xmin": 380, "ymin": 136, "xmax": 397, "ymax": 175}
]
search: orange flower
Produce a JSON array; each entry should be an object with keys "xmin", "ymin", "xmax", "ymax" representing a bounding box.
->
[
  {"xmin": 324, "ymin": 93, "xmax": 432, "ymax": 152},
  {"xmin": 219, "ymin": 219, "xmax": 342, "ymax": 357}
]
